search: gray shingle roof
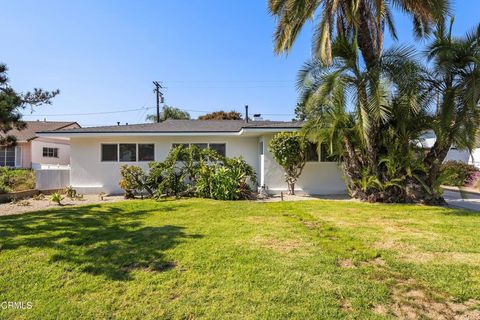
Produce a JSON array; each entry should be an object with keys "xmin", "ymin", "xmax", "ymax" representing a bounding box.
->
[
  {"xmin": 38, "ymin": 119, "xmax": 303, "ymax": 134},
  {"xmin": 1, "ymin": 121, "xmax": 79, "ymax": 142}
]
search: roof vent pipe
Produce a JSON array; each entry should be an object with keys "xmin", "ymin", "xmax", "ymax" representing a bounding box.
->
[{"xmin": 245, "ymin": 105, "xmax": 249, "ymax": 123}]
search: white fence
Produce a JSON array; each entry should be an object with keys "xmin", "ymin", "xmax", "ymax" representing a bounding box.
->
[{"xmin": 35, "ymin": 168, "xmax": 70, "ymax": 191}]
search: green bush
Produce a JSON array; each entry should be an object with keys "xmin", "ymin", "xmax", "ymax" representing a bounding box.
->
[
  {"xmin": 196, "ymin": 157, "xmax": 257, "ymax": 200},
  {"xmin": 119, "ymin": 165, "xmax": 150, "ymax": 199},
  {"xmin": 119, "ymin": 144, "xmax": 257, "ymax": 200},
  {"xmin": 0, "ymin": 168, "xmax": 35, "ymax": 194},
  {"xmin": 268, "ymin": 132, "xmax": 307, "ymax": 195},
  {"xmin": 440, "ymin": 161, "xmax": 479, "ymax": 187}
]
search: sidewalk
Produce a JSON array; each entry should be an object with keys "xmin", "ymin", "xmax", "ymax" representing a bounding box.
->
[{"xmin": 442, "ymin": 186, "xmax": 480, "ymax": 212}]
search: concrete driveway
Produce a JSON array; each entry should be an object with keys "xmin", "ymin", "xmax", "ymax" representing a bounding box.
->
[{"xmin": 443, "ymin": 189, "xmax": 480, "ymax": 211}]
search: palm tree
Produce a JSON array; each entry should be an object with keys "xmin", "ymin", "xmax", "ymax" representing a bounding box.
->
[
  {"xmin": 298, "ymin": 20, "xmax": 480, "ymax": 204},
  {"xmin": 423, "ymin": 19, "xmax": 480, "ymax": 190},
  {"xmin": 270, "ymin": 0, "xmax": 448, "ymax": 175},
  {"xmin": 146, "ymin": 105, "xmax": 191, "ymax": 122},
  {"xmin": 298, "ymin": 36, "xmax": 434, "ymax": 202},
  {"xmin": 269, "ymin": 0, "xmax": 449, "ymax": 68}
]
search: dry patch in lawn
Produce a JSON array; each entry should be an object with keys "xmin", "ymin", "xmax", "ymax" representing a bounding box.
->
[
  {"xmin": 248, "ymin": 236, "xmax": 312, "ymax": 253},
  {"xmin": 372, "ymin": 279, "xmax": 480, "ymax": 319},
  {"xmin": 374, "ymin": 239, "xmax": 480, "ymax": 265},
  {"xmin": 401, "ymin": 251, "xmax": 480, "ymax": 265},
  {"xmin": 338, "ymin": 258, "xmax": 356, "ymax": 269},
  {"xmin": 244, "ymin": 215, "xmax": 286, "ymax": 225}
]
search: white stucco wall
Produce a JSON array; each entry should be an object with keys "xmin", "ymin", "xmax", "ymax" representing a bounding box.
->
[
  {"xmin": 261, "ymin": 134, "xmax": 346, "ymax": 195},
  {"xmin": 30, "ymin": 138, "xmax": 72, "ymax": 167},
  {"xmin": 68, "ymin": 133, "xmax": 346, "ymax": 195},
  {"xmin": 69, "ymin": 135, "xmax": 259, "ymax": 194},
  {"xmin": 445, "ymin": 148, "xmax": 480, "ymax": 168}
]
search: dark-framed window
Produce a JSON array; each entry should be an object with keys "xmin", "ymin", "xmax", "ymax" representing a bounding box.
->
[
  {"xmin": 101, "ymin": 144, "xmax": 118, "ymax": 162},
  {"xmin": 306, "ymin": 142, "xmax": 319, "ymax": 162},
  {"xmin": 138, "ymin": 144, "xmax": 155, "ymax": 161},
  {"xmin": 171, "ymin": 143, "xmax": 227, "ymax": 158},
  {"xmin": 0, "ymin": 147, "xmax": 15, "ymax": 167},
  {"xmin": 42, "ymin": 147, "xmax": 58, "ymax": 158},
  {"xmin": 209, "ymin": 143, "xmax": 226, "ymax": 157},
  {"xmin": 119, "ymin": 144, "xmax": 137, "ymax": 162},
  {"xmin": 192, "ymin": 143, "xmax": 208, "ymax": 150}
]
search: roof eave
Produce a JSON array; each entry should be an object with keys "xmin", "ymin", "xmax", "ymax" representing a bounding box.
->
[{"xmin": 36, "ymin": 126, "xmax": 301, "ymax": 138}]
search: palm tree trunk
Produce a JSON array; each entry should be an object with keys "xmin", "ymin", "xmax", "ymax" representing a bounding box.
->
[
  {"xmin": 424, "ymin": 141, "xmax": 451, "ymax": 187},
  {"xmin": 357, "ymin": 1, "xmax": 378, "ymax": 70}
]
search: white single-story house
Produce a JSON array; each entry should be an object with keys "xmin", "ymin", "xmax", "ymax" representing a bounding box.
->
[
  {"xmin": 0, "ymin": 120, "xmax": 80, "ymax": 169},
  {"xmin": 37, "ymin": 119, "xmax": 346, "ymax": 195},
  {"xmin": 416, "ymin": 130, "xmax": 480, "ymax": 168}
]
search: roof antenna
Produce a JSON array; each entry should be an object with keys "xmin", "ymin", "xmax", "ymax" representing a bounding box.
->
[{"xmin": 245, "ymin": 105, "xmax": 249, "ymax": 123}]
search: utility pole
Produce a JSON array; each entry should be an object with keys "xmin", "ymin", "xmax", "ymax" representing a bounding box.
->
[{"xmin": 153, "ymin": 81, "xmax": 164, "ymax": 123}]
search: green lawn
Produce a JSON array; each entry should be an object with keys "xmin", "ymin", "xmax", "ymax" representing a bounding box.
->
[{"xmin": 1, "ymin": 199, "xmax": 479, "ymax": 319}]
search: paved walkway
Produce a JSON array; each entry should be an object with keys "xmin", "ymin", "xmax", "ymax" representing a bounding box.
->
[{"xmin": 443, "ymin": 190, "xmax": 480, "ymax": 212}]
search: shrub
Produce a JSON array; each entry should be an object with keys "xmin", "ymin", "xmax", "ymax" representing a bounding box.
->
[
  {"xmin": 440, "ymin": 161, "xmax": 480, "ymax": 187},
  {"xmin": 268, "ymin": 132, "xmax": 307, "ymax": 195},
  {"xmin": 0, "ymin": 168, "xmax": 35, "ymax": 194},
  {"xmin": 119, "ymin": 144, "xmax": 257, "ymax": 201},
  {"xmin": 196, "ymin": 158, "xmax": 256, "ymax": 200},
  {"xmin": 119, "ymin": 165, "xmax": 151, "ymax": 199}
]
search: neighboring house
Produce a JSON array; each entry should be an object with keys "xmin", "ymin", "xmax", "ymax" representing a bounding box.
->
[
  {"xmin": 37, "ymin": 119, "xmax": 346, "ymax": 195},
  {"xmin": 0, "ymin": 120, "xmax": 80, "ymax": 169},
  {"xmin": 416, "ymin": 130, "xmax": 480, "ymax": 168}
]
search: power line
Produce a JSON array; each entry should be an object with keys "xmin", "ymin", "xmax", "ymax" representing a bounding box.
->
[
  {"xmin": 165, "ymin": 85, "xmax": 292, "ymax": 89},
  {"xmin": 163, "ymin": 80, "xmax": 294, "ymax": 83},
  {"xmin": 21, "ymin": 106, "xmax": 156, "ymax": 117},
  {"xmin": 21, "ymin": 106, "xmax": 295, "ymax": 118}
]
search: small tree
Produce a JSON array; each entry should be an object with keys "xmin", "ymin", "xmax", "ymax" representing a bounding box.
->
[
  {"xmin": 145, "ymin": 105, "xmax": 190, "ymax": 122},
  {"xmin": 0, "ymin": 64, "xmax": 59, "ymax": 146},
  {"xmin": 198, "ymin": 110, "xmax": 242, "ymax": 120},
  {"xmin": 268, "ymin": 132, "xmax": 307, "ymax": 195}
]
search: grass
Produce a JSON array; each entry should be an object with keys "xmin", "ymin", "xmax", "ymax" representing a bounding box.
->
[{"xmin": 0, "ymin": 199, "xmax": 479, "ymax": 319}]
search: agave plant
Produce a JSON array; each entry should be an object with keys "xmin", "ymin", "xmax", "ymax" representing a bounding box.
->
[{"xmin": 50, "ymin": 192, "xmax": 64, "ymax": 206}]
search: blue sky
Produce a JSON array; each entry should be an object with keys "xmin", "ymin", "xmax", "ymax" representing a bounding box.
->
[{"xmin": 1, "ymin": 0, "xmax": 479, "ymax": 126}]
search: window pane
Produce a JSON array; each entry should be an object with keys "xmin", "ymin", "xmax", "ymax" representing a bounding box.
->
[
  {"xmin": 120, "ymin": 144, "xmax": 136, "ymax": 162},
  {"xmin": 209, "ymin": 143, "xmax": 226, "ymax": 157},
  {"xmin": 193, "ymin": 143, "xmax": 208, "ymax": 150},
  {"xmin": 101, "ymin": 144, "xmax": 118, "ymax": 161},
  {"xmin": 172, "ymin": 143, "xmax": 189, "ymax": 150},
  {"xmin": 320, "ymin": 143, "xmax": 338, "ymax": 162},
  {"xmin": 138, "ymin": 144, "xmax": 155, "ymax": 161},
  {"xmin": 306, "ymin": 142, "xmax": 319, "ymax": 162},
  {"xmin": 0, "ymin": 147, "xmax": 4, "ymax": 166},
  {"xmin": 5, "ymin": 147, "xmax": 15, "ymax": 166},
  {"xmin": 320, "ymin": 144, "xmax": 327, "ymax": 162},
  {"xmin": 42, "ymin": 147, "xmax": 58, "ymax": 158}
]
